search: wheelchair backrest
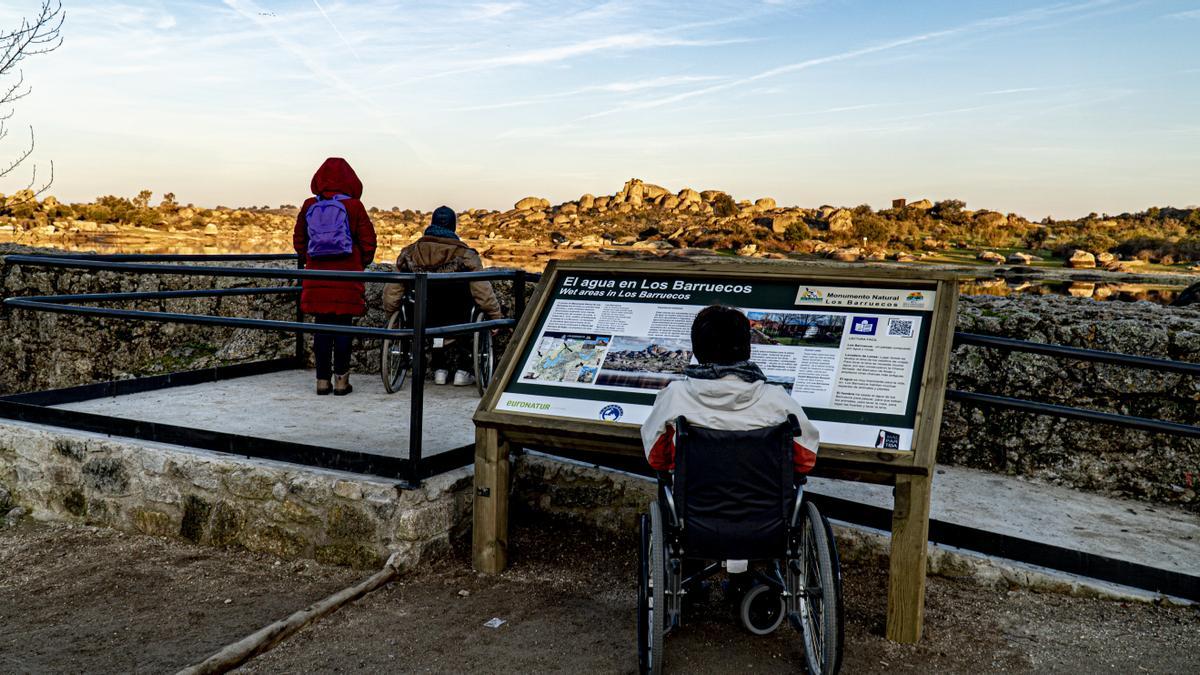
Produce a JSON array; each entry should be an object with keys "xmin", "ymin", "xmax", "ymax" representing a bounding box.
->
[
  {"xmin": 422, "ymin": 280, "xmax": 476, "ymax": 329},
  {"xmin": 673, "ymin": 416, "xmax": 796, "ymax": 560}
]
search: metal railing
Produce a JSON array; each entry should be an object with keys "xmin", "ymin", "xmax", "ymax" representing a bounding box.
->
[
  {"xmin": 1, "ymin": 253, "xmax": 1197, "ymax": 597},
  {"xmin": 948, "ymin": 332, "xmax": 1200, "ymax": 439},
  {"xmin": 0, "ymin": 252, "xmax": 533, "ymax": 486}
]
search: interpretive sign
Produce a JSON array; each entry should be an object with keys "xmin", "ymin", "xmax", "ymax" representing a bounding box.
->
[
  {"xmin": 473, "ymin": 259, "xmax": 960, "ymax": 644},
  {"xmin": 497, "ymin": 271, "xmax": 936, "ymax": 450}
]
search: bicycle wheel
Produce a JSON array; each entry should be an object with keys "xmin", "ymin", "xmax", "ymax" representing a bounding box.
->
[
  {"xmin": 644, "ymin": 502, "xmax": 667, "ymax": 674},
  {"xmin": 796, "ymin": 500, "xmax": 842, "ymax": 675},
  {"xmin": 472, "ymin": 308, "xmax": 494, "ymax": 397},
  {"xmin": 380, "ymin": 308, "xmax": 411, "ymax": 393}
]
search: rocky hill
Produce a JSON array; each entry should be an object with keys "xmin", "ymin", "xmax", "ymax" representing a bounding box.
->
[{"xmin": 2, "ymin": 180, "xmax": 1199, "ymax": 273}]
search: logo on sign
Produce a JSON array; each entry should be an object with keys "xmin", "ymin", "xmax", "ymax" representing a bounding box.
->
[
  {"xmin": 850, "ymin": 317, "xmax": 878, "ymax": 335},
  {"xmin": 796, "ymin": 287, "xmax": 823, "ymax": 303},
  {"xmin": 904, "ymin": 291, "xmax": 925, "ymax": 306},
  {"xmin": 875, "ymin": 430, "xmax": 901, "ymax": 449},
  {"xmin": 599, "ymin": 404, "xmax": 625, "ymax": 422}
]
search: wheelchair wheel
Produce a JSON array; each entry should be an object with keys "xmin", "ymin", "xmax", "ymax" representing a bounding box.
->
[
  {"xmin": 794, "ymin": 500, "xmax": 843, "ymax": 675},
  {"xmin": 638, "ymin": 502, "xmax": 666, "ymax": 675},
  {"xmin": 471, "ymin": 307, "xmax": 494, "ymax": 397},
  {"xmin": 380, "ymin": 308, "xmax": 411, "ymax": 394},
  {"xmin": 740, "ymin": 582, "xmax": 786, "ymax": 635}
]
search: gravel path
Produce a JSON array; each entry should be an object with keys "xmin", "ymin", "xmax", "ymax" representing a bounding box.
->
[{"xmin": 2, "ymin": 518, "xmax": 1197, "ymax": 673}]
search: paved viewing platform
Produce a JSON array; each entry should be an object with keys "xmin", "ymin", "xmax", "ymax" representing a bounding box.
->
[{"xmin": 54, "ymin": 369, "xmax": 480, "ymax": 459}]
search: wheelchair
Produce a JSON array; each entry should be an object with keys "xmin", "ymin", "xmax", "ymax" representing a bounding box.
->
[
  {"xmin": 637, "ymin": 416, "xmax": 844, "ymax": 675},
  {"xmin": 379, "ymin": 285, "xmax": 495, "ymax": 397}
]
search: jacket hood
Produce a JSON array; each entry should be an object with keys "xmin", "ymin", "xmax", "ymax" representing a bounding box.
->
[
  {"xmin": 310, "ymin": 157, "xmax": 363, "ymax": 199},
  {"xmin": 683, "ymin": 375, "xmax": 768, "ymax": 411}
]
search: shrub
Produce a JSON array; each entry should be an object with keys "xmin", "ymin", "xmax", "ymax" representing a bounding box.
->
[{"xmin": 711, "ymin": 193, "xmax": 737, "ymax": 217}]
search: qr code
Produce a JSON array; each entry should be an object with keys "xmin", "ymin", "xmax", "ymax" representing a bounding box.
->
[{"xmin": 887, "ymin": 319, "xmax": 914, "ymax": 338}]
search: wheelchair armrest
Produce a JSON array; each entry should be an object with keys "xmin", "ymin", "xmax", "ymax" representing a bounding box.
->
[
  {"xmin": 790, "ymin": 481, "xmax": 806, "ymax": 529},
  {"xmin": 656, "ymin": 472, "xmax": 680, "ymax": 528}
]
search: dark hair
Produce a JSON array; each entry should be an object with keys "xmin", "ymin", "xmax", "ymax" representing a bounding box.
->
[{"xmin": 690, "ymin": 305, "xmax": 751, "ymax": 365}]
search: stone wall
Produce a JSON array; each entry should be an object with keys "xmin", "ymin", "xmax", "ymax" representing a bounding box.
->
[
  {"xmin": 0, "ymin": 245, "xmax": 296, "ymax": 395},
  {"xmin": 0, "ymin": 422, "xmax": 472, "ymax": 569},
  {"xmin": 945, "ymin": 295, "xmax": 1200, "ymax": 511}
]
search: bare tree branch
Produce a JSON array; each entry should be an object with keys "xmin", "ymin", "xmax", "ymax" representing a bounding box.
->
[{"xmin": 0, "ymin": 1, "xmax": 64, "ymax": 204}]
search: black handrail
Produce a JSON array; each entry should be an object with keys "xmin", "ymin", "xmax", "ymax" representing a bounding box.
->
[
  {"xmin": 955, "ymin": 332, "xmax": 1200, "ymax": 376},
  {"xmin": 1, "ymin": 252, "xmax": 537, "ymax": 487}
]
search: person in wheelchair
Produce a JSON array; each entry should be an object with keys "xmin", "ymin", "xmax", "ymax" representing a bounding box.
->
[
  {"xmin": 641, "ymin": 305, "xmax": 819, "ymax": 475},
  {"xmin": 637, "ymin": 306, "xmax": 841, "ymax": 674},
  {"xmin": 381, "ymin": 206, "xmax": 502, "ymax": 386}
]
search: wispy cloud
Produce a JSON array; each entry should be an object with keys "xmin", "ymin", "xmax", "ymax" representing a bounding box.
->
[
  {"xmin": 980, "ymin": 86, "xmax": 1055, "ymax": 96},
  {"xmin": 579, "ymin": 0, "xmax": 1131, "ymax": 120},
  {"xmin": 447, "ymin": 75, "xmax": 727, "ymax": 111},
  {"xmin": 1164, "ymin": 9, "xmax": 1200, "ymax": 19},
  {"xmin": 465, "ymin": 2, "xmax": 526, "ymax": 20},
  {"xmin": 310, "ymin": 0, "xmax": 361, "ymax": 61}
]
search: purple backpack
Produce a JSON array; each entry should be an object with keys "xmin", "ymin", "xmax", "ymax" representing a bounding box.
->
[{"xmin": 305, "ymin": 194, "xmax": 354, "ymax": 259}]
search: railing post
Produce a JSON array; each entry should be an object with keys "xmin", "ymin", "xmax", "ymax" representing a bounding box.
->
[
  {"xmin": 408, "ymin": 272, "xmax": 428, "ymax": 486},
  {"xmin": 294, "ymin": 256, "xmax": 306, "ymax": 367},
  {"xmin": 514, "ymin": 269, "xmax": 526, "ymax": 321}
]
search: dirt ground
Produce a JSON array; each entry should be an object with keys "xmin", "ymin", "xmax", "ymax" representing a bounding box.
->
[{"xmin": 2, "ymin": 519, "xmax": 1198, "ymax": 674}]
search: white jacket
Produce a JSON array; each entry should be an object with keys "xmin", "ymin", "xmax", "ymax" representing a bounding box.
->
[{"xmin": 640, "ymin": 375, "xmax": 820, "ymax": 473}]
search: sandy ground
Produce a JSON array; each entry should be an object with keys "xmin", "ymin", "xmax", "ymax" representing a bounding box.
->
[{"xmin": 2, "ymin": 518, "xmax": 1197, "ymax": 674}]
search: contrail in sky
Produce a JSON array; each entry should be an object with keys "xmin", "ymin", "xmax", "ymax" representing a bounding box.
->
[{"xmin": 312, "ymin": 0, "xmax": 361, "ymax": 61}]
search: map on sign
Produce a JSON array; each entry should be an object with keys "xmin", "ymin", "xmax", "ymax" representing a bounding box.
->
[{"xmin": 520, "ymin": 332, "xmax": 611, "ymax": 385}]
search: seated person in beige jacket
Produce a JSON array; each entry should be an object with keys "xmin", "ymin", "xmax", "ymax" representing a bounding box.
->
[{"xmin": 382, "ymin": 206, "xmax": 502, "ymax": 386}]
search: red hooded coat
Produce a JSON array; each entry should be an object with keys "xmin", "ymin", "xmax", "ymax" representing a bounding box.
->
[{"xmin": 292, "ymin": 158, "xmax": 378, "ymax": 316}]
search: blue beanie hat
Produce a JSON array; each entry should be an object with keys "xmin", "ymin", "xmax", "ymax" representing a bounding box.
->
[{"xmin": 431, "ymin": 205, "xmax": 456, "ymax": 232}]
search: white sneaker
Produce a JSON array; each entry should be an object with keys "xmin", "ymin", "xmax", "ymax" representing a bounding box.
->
[
  {"xmin": 452, "ymin": 370, "xmax": 475, "ymax": 386},
  {"xmin": 433, "ymin": 369, "xmax": 449, "ymax": 385}
]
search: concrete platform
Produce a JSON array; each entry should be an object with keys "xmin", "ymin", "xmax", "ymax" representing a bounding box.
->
[
  {"xmin": 54, "ymin": 369, "xmax": 480, "ymax": 459},
  {"xmin": 808, "ymin": 465, "xmax": 1200, "ymax": 579}
]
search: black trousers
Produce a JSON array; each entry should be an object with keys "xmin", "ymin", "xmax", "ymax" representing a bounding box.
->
[
  {"xmin": 430, "ymin": 338, "xmax": 471, "ymax": 374},
  {"xmin": 313, "ymin": 314, "xmax": 354, "ymax": 380}
]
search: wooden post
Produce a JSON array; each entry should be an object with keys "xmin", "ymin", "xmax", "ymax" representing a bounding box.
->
[
  {"xmin": 886, "ymin": 473, "xmax": 933, "ymax": 643},
  {"xmin": 473, "ymin": 426, "xmax": 510, "ymax": 574}
]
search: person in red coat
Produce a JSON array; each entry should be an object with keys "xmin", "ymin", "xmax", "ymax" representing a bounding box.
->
[{"xmin": 293, "ymin": 158, "xmax": 377, "ymax": 395}]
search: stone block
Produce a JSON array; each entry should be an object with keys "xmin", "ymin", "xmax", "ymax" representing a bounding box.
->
[
  {"xmin": 223, "ymin": 469, "xmax": 277, "ymax": 501},
  {"xmin": 332, "ymin": 480, "xmax": 363, "ymax": 501},
  {"xmin": 395, "ymin": 501, "xmax": 453, "ymax": 541},
  {"xmin": 328, "ymin": 503, "xmax": 376, "ymax": 541},
  {"xmin": 207, "ymin": 501, "xmax": 245, "ymax": 546},
  {"xmin": 82, "ymin": 457, "xmax": 131, "ymax": 495},
  {"xmin": 315, "ymin": 542, "xmax": 381, "ymax": 569},
  {"xmin": 180, "ymin": 494, "xmax": 213, "ymax": 543},
  {"xmin": 242, "ymin": 522, "xmax": 308, "ymax": 559},
  {"xmin": 133, "ymin": 508, "xmax": 176, "ymax": 537}
]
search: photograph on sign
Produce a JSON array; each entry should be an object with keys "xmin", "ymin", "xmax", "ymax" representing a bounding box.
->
[{"xmin": 497, "ymin": 272, "xmax": 935, "ymax": 450}]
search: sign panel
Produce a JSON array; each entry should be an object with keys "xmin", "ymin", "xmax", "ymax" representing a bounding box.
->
[{"xmin": 496, "ymin": 270, "xmax": 936, "ymax": 450}]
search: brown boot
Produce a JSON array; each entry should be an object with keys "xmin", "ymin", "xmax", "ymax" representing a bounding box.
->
[
  {"xmin": 333, "ymin": 373, "xmax": 353, "ymax": 396},
  {"xmin": 316, "ymin": 378, "xmax": 332, "ymax": 396}
]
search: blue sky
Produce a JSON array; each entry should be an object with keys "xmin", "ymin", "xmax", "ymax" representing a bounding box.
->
[{"xmin": 5, "ymin": 0, "xmax": 1199, "ymax": 216}]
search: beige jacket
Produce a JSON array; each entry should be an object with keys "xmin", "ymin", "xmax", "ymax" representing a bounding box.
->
[{"xmin": 382, "ymin": 235, "xmax": 502, "ymax": 319}]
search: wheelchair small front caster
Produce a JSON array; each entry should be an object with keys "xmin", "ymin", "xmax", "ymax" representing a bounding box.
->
[{"xmin": 739, "ymin": 582, "xmax": 785, "ymax": 635}]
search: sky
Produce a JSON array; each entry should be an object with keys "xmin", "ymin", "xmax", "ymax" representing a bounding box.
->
[{"xmin": 2, "ymin": 0, "xmax": 1199, "ymax": 217}]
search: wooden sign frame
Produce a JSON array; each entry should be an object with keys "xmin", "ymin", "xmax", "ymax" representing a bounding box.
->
[{"xmin": 473, "ymin": 258, "xmax": 959, "ymax": 643}]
